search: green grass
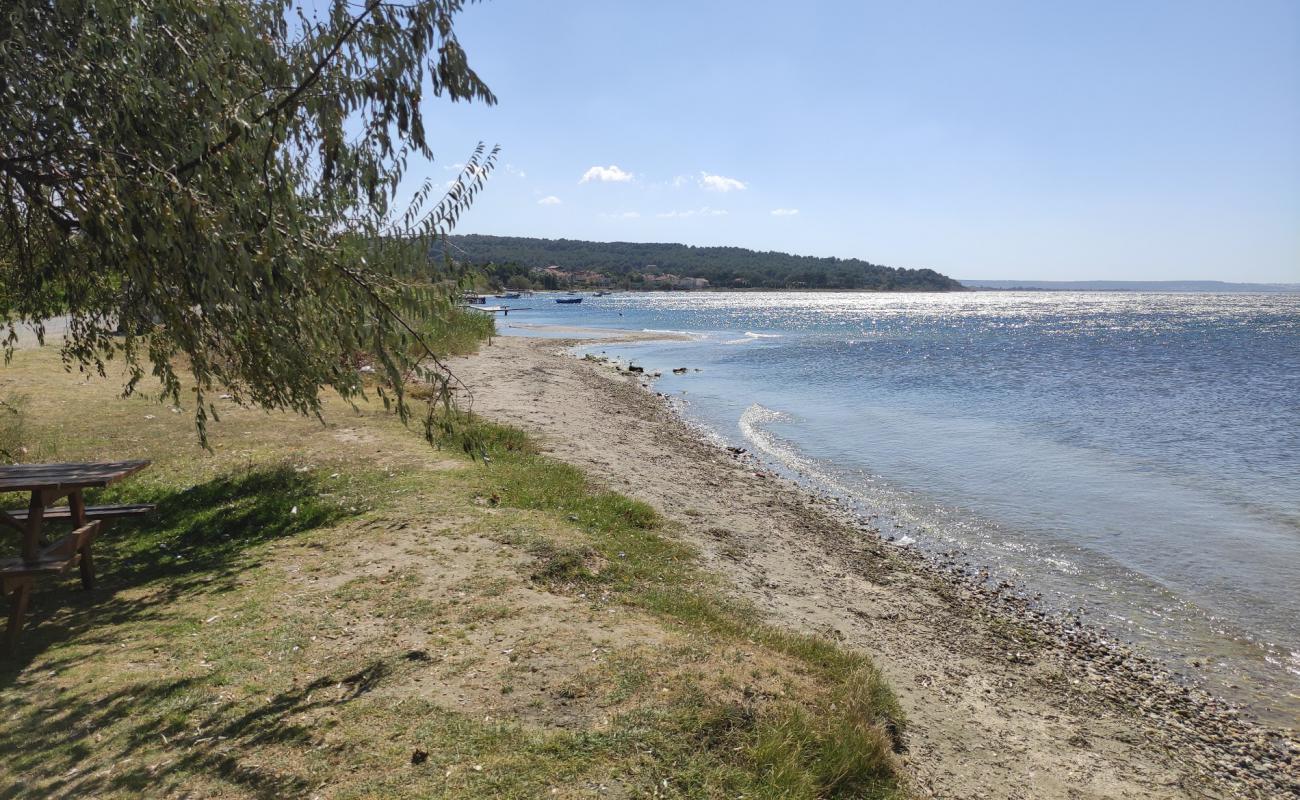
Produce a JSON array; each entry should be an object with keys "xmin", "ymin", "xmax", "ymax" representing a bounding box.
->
[
  {"xmin": 0, "ymin": 392, "xmax": 50, "ymax": 463},
  {"xmin": 93, "ymin": 466, "xmax": 358, "ymax": 583},
  {"xmin": 431, "ymin": 408, "xmax": 538, "ymax": 460},
  {"xmin": 414, "ymin": 305, "xmax": 496, "ymax": 358}
]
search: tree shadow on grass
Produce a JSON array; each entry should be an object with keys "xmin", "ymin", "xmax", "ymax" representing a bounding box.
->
[
  {"xmin": 0, "ymin": 657, "xmax": 394, "ymax": 799},
  {"xmin": 0, "ymin": 465, "xmax": 359, "ymax": 681},
  {"xmin": 103, "ymin": 465, "xmax": 353, "ymax": 586}
]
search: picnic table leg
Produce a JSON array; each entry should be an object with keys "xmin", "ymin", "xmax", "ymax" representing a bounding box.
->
[
  {"xmin": 78, "ymin": 549, "xmax": 96, "ymax": 590},
  {"xmin": 69, "ymin": 490, "xmax": 95, "ymax": 590},
  {"xmin": 4, "ymin": 579, "xmax": 32, "ymax": 652},
  {"xmin": 21, "ymin": 491, "xmax": 44, "ymax": 563}
]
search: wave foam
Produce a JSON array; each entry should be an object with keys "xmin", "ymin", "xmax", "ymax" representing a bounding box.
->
[
  {"xmin": 738, "ymin": 404, "xmax": 829, "ymax": 485},
  {"xmin": 738, "ymin": 404, "xmax": 793, "ymax": 455},
  {"xmin": 723, "ymin": 331, "xmax": 784, "ymax": 345}
]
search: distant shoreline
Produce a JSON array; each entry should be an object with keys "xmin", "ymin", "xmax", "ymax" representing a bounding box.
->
[
  {"xmin": 505, "ymin": 284, "xmax": 1300, "ymax": 295},
  {"xmin": 960, "ymin": 279, "xmax": 1300, "ymax": 293}
]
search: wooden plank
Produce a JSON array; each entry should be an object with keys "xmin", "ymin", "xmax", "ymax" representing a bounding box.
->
[
  {"xmin": 3, "ymin": 504, "xmax": 156, "ymax": 523},
  {"xmin": 69, "ymin": 490, "xmax": 86, "ymax": 527},
  {"xmin": 0, "ymin": 557, "xmax": 73, "ymax": 577},
  {"xmin": 22, "ymin": 492, "xmax": 42, "ymax": 563},
  {"xmin": 79, "ymin": 544, "xmax": 96, "ymax": 590},
  {"xmin": 0, "ymin": 523, "xmax": 97, "ymax": 576},
  {"xmin": 36, "ymin": 522, "xmax": 100, "ymax": 563},
  {"xmin": 0, "ymin": 460, "xmax": 151, "ymax": 493}
]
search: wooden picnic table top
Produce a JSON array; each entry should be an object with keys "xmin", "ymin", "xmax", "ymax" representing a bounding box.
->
[{"xmin": 0, "ymin": 460, "xmax": 151, "ymax": 493}]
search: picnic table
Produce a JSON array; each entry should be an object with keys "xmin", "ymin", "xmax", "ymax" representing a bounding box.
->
[{"xmin": 0, "ymin": 460, "xmax": 152, "ymax": 649}]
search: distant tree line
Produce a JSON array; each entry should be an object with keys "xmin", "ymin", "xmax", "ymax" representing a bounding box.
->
[
  {"xmin": 444, "ymin": 234, "xmax": 964, "ymax": 291},
  {"xmin": 476, "ymin": 261, "xmax": 552, "ymax": 290}
]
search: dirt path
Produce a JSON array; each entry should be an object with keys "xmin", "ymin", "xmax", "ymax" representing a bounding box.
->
[{"xmin": 449, "ymin": 334, "xmax": 1296, "ymax": 800}]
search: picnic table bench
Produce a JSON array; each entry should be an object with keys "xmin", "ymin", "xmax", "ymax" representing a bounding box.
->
[
  {"xmin": 0, "ymin": 460, "xmax": 152, "ymax": 649},
  {"xmin": 4, "ymin": 503, "xmax": 157, "ymax": 523}
]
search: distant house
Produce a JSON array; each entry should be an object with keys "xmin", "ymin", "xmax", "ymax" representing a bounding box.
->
[
  {"xmin": 531, "ymin": 264, "xmax": 610, "ymax": 287},
  {"xmin": 642, "ymin": 272, "xmax": 708, "ymax": 290},
  {"xmin": 643, "ymin": 273, "xmax": 677, "ymax": 288},
  {"xmin": 572, "ymin": 270, "xmax": 610, "ymax": 287},
  {"xmin": 533, "ymin": 264, "xmax": 571, "ymax": 281}
]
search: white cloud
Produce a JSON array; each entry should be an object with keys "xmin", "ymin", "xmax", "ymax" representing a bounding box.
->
[
  {"xmin": 580, "ymin": 164, "xmax": 634, "ymax": 183},
  {"xmin": 655, "ymin": 206, "xmax": 729, "ymax": 219},
  {"xmin": 699, "ymin": 172, "xmax": 746, "ymax": 192},
  {"xmin": 505, "ymin": 163, "xmax": 527, "ymax": 179},
  {"xmin": 537, "ymin": 195, "xmax": 562, "ymax": 206},
  {"xmin": 670, "ymin": 174, "xmax": 691, "ymax": 189},
  {"xmin": 770, "ymin": 208, "xmax": 800, "ymax": 216}
]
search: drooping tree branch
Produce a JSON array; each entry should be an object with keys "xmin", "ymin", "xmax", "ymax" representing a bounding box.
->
[
  {"xmin": 176, "ymin": 0, "xmax": 386, "ymax": 178},
  {"xmin": 1, "ymin": 0, "xmax": 501, "ymax": 445}
]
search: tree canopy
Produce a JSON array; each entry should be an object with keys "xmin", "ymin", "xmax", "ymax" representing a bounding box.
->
[{"xmin": 1, "ymin": 0, "xmax": 497, "ymax": 441}]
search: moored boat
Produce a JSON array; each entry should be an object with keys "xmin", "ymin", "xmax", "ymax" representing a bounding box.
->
[{"xmin": 555, "ymin": 297, "xmax": 583, "ymax": 304}]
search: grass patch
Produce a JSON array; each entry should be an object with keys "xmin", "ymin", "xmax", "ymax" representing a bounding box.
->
[
  {"xmin": 751, "ymin": 671, "xmax": 900, "ymax": 798},
  {"xmin": 528, "ymin": 541, "xmax": 604, "ymax": 585},
  {"xmin": 0, "ymin": 392, "xmax": 51, "ymax": 462},
  {"xmin": 94, "ymin": 466, "xmax": 358, "ymax": 583},
  {"xmin": 413, "ymin": 305, "xmax": 496, "ymax": 358},
  {"xmin": 430, "ymin": 408, "xmax": 538, "ymax": 460}
]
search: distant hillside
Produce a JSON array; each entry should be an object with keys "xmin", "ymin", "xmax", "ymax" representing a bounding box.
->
[
  {"xmin": 962, "ymin": 279, "xmax": 1300, "ymax": 293},
  {"xmin": 445, "ymin": 234, "xmax": 963, "ymax": 291}
]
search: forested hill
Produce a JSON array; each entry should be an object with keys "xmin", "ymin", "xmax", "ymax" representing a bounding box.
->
[{"xmin": 445, "ymin": 234, "xmax": 963, "ymax": 291}]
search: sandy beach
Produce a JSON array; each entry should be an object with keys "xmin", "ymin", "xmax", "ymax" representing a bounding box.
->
[{"xmin": 448, "ymin": 332, "xmax": 1298, "ymax": 800}]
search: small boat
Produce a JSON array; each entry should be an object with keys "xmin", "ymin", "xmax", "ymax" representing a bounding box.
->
[
  {"xmin": 555, "ymin": 297, "xmax": 583, "ymax": 304},
  {"xmin": 463, "ymin": 294, "xmax": 487, "ymax": 304},
  {"xmin": 462, "ymin": 304, "xmax": 529, "ymax": 314},
  {"xmin": 496, "ymin": 292, "xmax": 522, "ymax": 299},
  {"xmin": 594, "ymin": 291, "xmax": 610, "ymax": 296}
]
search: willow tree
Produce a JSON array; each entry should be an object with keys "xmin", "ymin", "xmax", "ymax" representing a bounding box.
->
[{"xmin": 0, "ymin": 0, "xmax": 498, "ymax": 442}]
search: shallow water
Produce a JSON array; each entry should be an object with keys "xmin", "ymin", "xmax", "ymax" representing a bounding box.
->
[{"xmin": 498, "ymin": 291, "xmax": 1300, "ymax": 724}]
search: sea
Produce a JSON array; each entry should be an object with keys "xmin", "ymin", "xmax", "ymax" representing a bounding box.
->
[{"xmin": 495, "ymin": 290, "xmax": 1300, "ymax": 726}]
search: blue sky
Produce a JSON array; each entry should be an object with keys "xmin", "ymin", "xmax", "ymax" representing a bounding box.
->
[{"xmin": 409, "ymin": 1, "xmax": 1298, "ymax": 282}]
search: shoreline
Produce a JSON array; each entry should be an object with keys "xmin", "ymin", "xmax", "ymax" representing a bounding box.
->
[{"xmin": 450, "ymin": 331, "xmax": 1297, "ymax": 799}]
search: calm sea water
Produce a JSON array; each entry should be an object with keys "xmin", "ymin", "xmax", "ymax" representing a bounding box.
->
[{"xmin": 498, "ymin": 291, "xmax": 1300, "ymax": 723}]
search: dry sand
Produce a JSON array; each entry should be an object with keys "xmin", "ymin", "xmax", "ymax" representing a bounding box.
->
[{"xmin": 448, "ymin": 332, "xmax": 1298, "ymax": 800}]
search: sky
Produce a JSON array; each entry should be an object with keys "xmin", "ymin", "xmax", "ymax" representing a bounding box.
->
[{"xmin": 402, "ymin": 0, "xmax": 1299, "ymax": 282}]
